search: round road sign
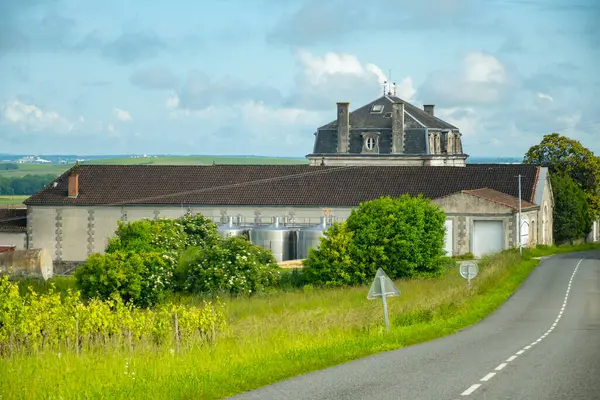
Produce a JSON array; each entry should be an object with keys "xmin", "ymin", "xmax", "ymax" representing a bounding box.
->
[{"xmin": 459, "ymin": 260, "xmax": 479, "ymax": 279}]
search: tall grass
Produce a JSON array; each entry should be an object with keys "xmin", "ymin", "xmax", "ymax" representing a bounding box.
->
[{"xmin": 2, "ymin": 244, "xmax": 599, "ymax": 399}]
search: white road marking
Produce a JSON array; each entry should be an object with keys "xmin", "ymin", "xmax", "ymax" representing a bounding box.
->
[
  {"xmin": 461, "ymin": 384, "xmax": 481, "ymax": 396},
  {"xmin": 481, "ymin": 373, "xmax": 496, "ymax": 381},
  {"xmin": 457, "ymin": 258, "xmax": 584, "ymax": 396}
]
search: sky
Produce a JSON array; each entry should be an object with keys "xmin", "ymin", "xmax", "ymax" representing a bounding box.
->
[{"xmin": 0, "ymin": 0, "xmax": 599, "ymax": 158}]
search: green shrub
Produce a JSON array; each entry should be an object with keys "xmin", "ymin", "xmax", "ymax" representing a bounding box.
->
[
  {"xmin": 304, "ymin": 195, "xmax": 447, "ymax": 286},
  {"xmin": 181, "ymin": 236, "xmax": 280, "ymax": 296},
  {"xmin": 75, "ymin": 251, "xmax": 174, "ymax": 307},
  {"xmin": 303, "ymin": 221, "xmax": 357, "ymax": 286},
  {"xmin": 75, "ymin": 252, "xmax": 144, "ymax": 305},
  {"xmin": 106, "ymin": 213, "xmax": 221, "ymax": 255}
]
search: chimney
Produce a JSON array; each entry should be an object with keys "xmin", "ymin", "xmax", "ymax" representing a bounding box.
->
[
  {"xmin": 336, "ymin": 102, "xmax": 350, "ymax": 153},
  {"xmin": 68, "ymin": 166, "xmax": 79, "ymax": 198},
  {"xmin": 424, "ymin": 104, "xmax": 435, "ymax": 116},
  {"xmin": 391, "ymin": 102, "xmax": 405, "ymax": 153}
]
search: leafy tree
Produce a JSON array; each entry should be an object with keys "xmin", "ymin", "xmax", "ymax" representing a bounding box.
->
[
  {"xmin": 524, "ymin": 133, "xmax": 600, "ymax": 218},
  {"xmin": 106, "ymin": 213, "xmax": 221, "ymax": 255},
  {"xmin": 550, "ymin": 173, "xmax": 591, "ymax": 243},
  {"xmin": 303, "ymin": 221, "xmax": 356, "ymax": 286},
  {"xmin": 180, "ymin": 236, "xmax": 280, "ymax": 296},
  {"xmin": 304, "ymin": 195, "xmax": 447, "ymax": 286}
]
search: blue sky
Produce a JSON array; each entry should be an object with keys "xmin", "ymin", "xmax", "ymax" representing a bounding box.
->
[{"xmin": 1, "ymin": 0, "xmax": 598, "ymax": 157}]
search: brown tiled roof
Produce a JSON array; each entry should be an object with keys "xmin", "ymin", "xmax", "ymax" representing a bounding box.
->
[
  {"xmin": 24, "ymin": 164, "xmax": 540, "ymax": 207},
  {"xmin": 462, "ymin": 188, "xmax": 538, "ymax": 210},
  {"xmin": 0, "ymin": 208, "xmax": 27, "ymax": 232}
]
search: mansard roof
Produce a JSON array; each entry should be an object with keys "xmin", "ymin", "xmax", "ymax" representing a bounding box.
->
[{"xmin": 318, "ymin": 95, "xmax": 458, "ymax": 131}]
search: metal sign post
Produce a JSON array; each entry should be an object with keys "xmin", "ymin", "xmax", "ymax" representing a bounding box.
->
[
  {"xmin": 459, "ymin": 260, "xmax": 479, "ymax": 290},
  {"xmin": 368, "ymin": 268, "xmax": 400, "ymax": 332}
]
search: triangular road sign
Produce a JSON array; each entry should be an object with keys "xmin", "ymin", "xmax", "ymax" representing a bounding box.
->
[{"xmin": 367, "ymin": 268, "xmax": 400, "ymax": 299}]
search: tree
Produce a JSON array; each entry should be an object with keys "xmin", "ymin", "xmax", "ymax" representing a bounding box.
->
[
  {"xmin": 524, "ymin": 133, "xmax": 600, "ymax": 218},
  {"xmin": 304, "ymin": 195, "xmax": 447, "ymax": 286},
  {"xmin": 550, "ymin": 173, "xmax": 591, "ymax": 243},
  {"xmin": 302, "ymin": 221, "xmax": 356, "ymax": 286}
]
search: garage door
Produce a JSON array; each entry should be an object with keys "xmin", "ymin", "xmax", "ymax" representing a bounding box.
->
[
  {"xmin": 444, "ymin": 219, "xmax": 453, "ymax": 256},
  {"xmin": 472, "ymin": 220, "xmax": 504, "ymax": 258}
]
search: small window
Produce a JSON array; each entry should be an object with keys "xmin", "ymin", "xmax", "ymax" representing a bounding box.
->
[
  {"xmin": 383, "ymin": 112, "xmax": 392, "ymax": 118},
  {"xmin": 366, "ymin": 137, "xmax": 375, "ymax": 150},
  {"xmin": 371, "ymin": 104, "xmax": 384, "ymax": 113}
]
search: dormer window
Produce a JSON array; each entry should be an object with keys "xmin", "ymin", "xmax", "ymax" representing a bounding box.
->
[
  {"xmin": 371, "ymin": 104, "xmax": 384, "ymax": 113},
  {"xmin": 361, "ymin": 132, "xmax": 380, "ymax": 154},
  {"xmin": 366, "ymin": 137, "xmax": 375, "ymax": 150}
]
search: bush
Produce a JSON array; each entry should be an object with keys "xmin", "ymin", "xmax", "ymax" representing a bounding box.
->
[
  {"xmin": 304, "ymin": 195, "xmax": 447, "ymax": 286},
  {"xmin": 303, "ymin": 221, "xmax": 356, "ymax": 286},
  {"xmin": 106, "ymin": 213, "xmax": 221, "ymax": 255},
  {"xmin": 81, "ymin": 213, "xmax": 222, "ymax": 306},
  {"xmin": 75, "ymin": 251, "xmax": 175, "ymax": 307},
  {"xmin": 181, "ymin": 236, "xmax": 280, "ymax": 296}
]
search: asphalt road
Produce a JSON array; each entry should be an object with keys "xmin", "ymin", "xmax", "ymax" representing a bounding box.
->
[{"xmin": 229, "ymin": 251, "xmax": 600, "ymax": 400}]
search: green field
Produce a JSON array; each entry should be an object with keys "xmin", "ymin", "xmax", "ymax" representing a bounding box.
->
[
  {"xmin": 4, "ymin": 244, "xmax": 599, "ymax": 399},
  {"xmin": 0, "ymin": 156, "xmax": 308, "ymax": 178},
  {"xmin": 0, "ymin": 196, "xmax": 28, "ymax": 206},
  {"xmin": 88, "ymin": 155, "xmax": 309, "ymax": 166},
  {"xmin": 0, "ymin": 164, "xmax": 70, "ymax": 178}
]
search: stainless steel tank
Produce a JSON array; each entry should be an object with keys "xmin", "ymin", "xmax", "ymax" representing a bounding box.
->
[
  {"xmin": 249, "ymin": 217, "xmax": 297, "ymax": 262},
  {"xmin": 297, "ymin": 217, "xmax": 329, "ymax": 259},
  {"xmin": 218, "ymin": 216, "xmax": 249, "ymax": 239}
]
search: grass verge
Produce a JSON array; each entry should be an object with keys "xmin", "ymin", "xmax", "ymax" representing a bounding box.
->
[{"xmin": 2, "ymin": 244, "xmax": 600, "ymax": 399}]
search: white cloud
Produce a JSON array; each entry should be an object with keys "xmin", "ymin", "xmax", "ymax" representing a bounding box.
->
[
  {"xmin": 536, "ymin": 92, "xmax": 554, "ymax": 101},
  {"xmin": 166, "ymin": 94, "xmax": 180, "ymax": 110},
  {"xmin": 240, "ymin": 101, "xmax": 323, "ymax": 126},
  {"xmin": 114, "ymin": 108, "xmax": 132, "ymax": 122},
  {"xmin": 0, "ymin": 99, "xmax": 75, "ymax": 133},
  {"xmin": 290, "ymin": 49, "xmax": 416, "ymax": 110},
  {"xmin": 436, "ymin": 107, "xmax": 481, "ymax": 136},
  {"xmin": 297, "ymin": 49, "xmax": 386, "ymax": 85},
  {"xmin": 419, "ymin": 52, "xmax": 509, "ymax": 105},
  {"xmin": 463, "ymin": 52, "xmax": 507, "ymax": 84}
]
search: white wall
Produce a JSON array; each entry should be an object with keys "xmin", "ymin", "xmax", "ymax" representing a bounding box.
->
[{"xmin": 0, "ymin": 232, "xmax": 27, "ymax": 250}]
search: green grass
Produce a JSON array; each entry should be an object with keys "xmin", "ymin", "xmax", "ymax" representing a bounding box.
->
[
  {"xmin": 2, "ymin": 244, "xmax": 600, "ymax": 399},
  {"xmin": 0, "ymin": 196, "xmax": 28, "ymax": 206}
]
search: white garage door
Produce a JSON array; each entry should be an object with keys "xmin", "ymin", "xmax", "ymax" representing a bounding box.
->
[
  {"xmin": 472, "ymin": 220, "xmax": 504, "ymax": 258},
  {"xmin": 444, "ymin": 219, "xmax": 453, "ymax": 256}
]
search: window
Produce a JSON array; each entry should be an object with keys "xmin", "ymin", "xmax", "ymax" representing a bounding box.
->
[
  {"xmin": 371, "ymin": 104, "xmax": 384, "ymax": 113},
  {"xmin": 366, "ymin": 137, "xmax": 375, "ymax": 150},
  {"xmin": 383, "ymin": 112, "xmax": 392, "ymax": 118}
]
